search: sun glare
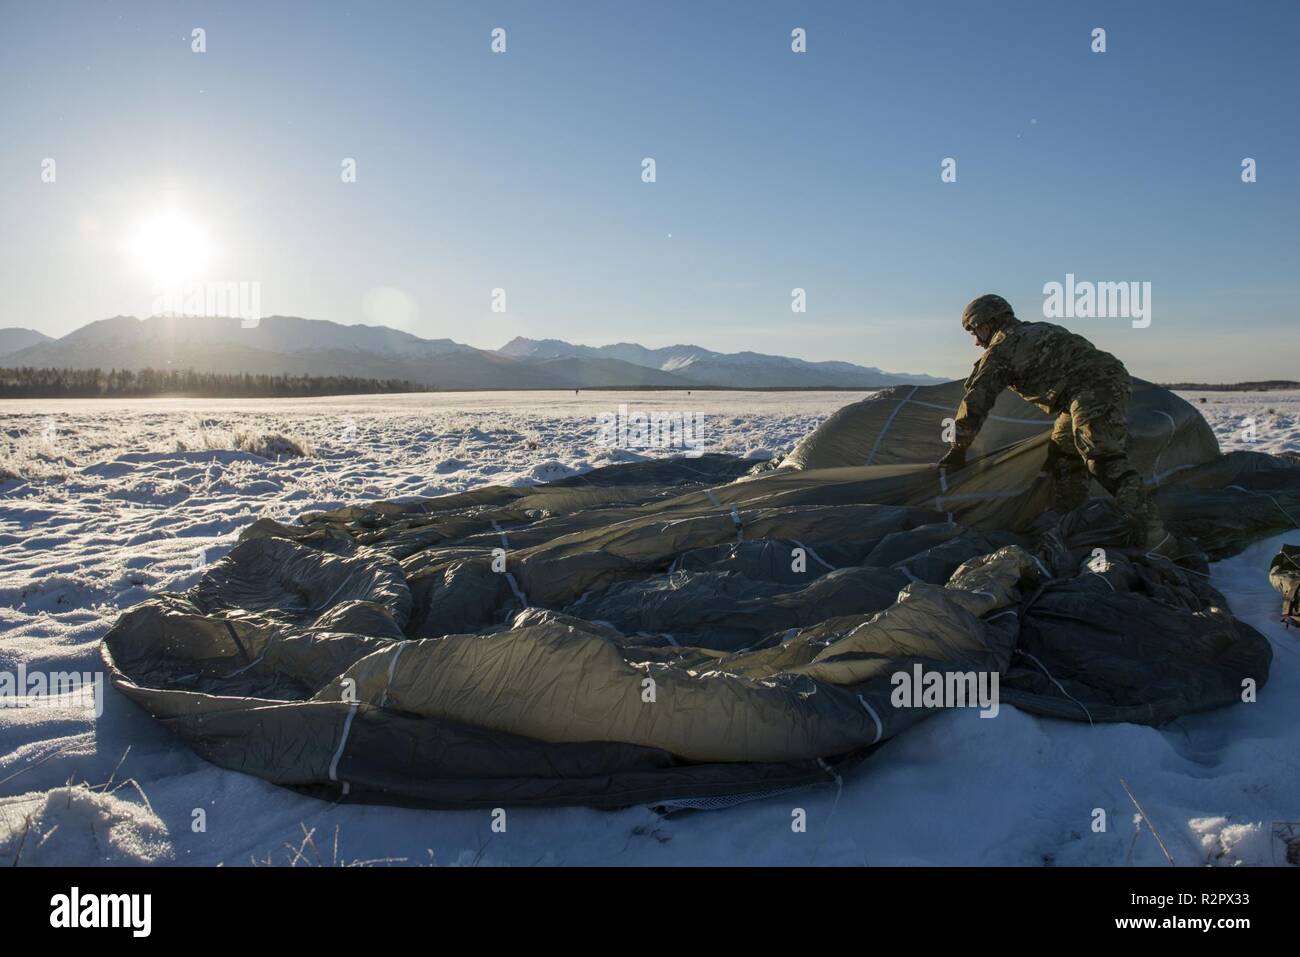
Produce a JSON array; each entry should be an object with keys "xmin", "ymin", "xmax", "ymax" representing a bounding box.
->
[{"xmin": 123, "ymin": 209, "xmax": 214, "ymax": 286}]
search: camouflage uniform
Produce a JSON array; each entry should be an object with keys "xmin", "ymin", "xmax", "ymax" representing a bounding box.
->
[{"xmin": 949, "ymin": 295, "xmax": 1150, "ymax": 521}]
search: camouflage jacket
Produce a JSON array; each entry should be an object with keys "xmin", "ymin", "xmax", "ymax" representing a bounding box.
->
[{"xmin": 952, "ymin": 318, "xmax": 1127, "ymax": 451}]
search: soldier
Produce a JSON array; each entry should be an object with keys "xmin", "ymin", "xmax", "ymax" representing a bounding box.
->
[{"xmin": 937, "ymin": 293, "xmax": 1155, "ymax": 534}]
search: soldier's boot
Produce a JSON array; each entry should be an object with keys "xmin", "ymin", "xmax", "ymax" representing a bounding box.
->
[
  {"xmin": 1089, "ymin": 455, "xmax": 1170, "ymax": 551},
  {"xmin": 1046, "ymin": 442, "xmax": 1091, "ymax": 514}
]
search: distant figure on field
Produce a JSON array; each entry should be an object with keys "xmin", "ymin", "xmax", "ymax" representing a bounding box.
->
[{"xmin": 938, "ymin": 293, "xmax": 1153, "ymax": 529}]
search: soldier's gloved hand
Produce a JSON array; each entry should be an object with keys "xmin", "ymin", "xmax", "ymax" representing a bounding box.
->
[{"xmin": 937, "ymin": 446, "xmax": 966, "ymax": 470}]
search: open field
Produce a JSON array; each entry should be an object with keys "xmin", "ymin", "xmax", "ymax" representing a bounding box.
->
[{"xmin": 1, "ymin": 390, "xmax": 1297, "ymax": 865}]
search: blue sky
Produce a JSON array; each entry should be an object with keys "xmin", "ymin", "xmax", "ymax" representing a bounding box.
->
[{"xmin": 1, "ymin": 0, "xmax": 1296, "ymax": 379}]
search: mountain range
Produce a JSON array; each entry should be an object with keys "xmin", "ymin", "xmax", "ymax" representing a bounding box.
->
[{"xmin": 0, "ymin": 316, "xmax": 943, "ymax": 390}]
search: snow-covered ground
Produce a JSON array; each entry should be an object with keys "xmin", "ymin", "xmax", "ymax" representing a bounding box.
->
[{"xmin": 0, "ymin": 389, "xmax": 1297, "ymax": 866}]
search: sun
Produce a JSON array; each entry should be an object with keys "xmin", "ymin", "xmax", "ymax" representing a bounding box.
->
[{"xmin": 123, "ymin": 209, "xmax": 214, "ymax": 286}]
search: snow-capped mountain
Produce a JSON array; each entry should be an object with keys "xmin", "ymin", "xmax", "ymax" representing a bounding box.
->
[
  {"xmin": 498, "ymin": 337, "xmax": 943, "ymax": 388},
  {"xmin": 1, "ymin": 316, "xmax": 560, "ymax": 390},
  {"xmin": 50, "ymin": 314, "xmax": 474, "ymax": 360},
  {"xmin": 0, "ymin": 316, "xmax": 942, "ymax": 390}
]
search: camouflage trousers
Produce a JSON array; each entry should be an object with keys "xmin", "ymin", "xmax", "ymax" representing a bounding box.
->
[{"xmin": 1046, "ymin": 376, "xmax": 1150, "ymax": 521}]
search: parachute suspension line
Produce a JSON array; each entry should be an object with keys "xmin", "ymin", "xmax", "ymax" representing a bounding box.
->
[
  {"xmin": 222, "ymin": 624, "xmax": 278, "ymax": 680},
  {"xmin": 1149, "ymin": 461, "xmax": 1199, "ymax": 484},
  {"xmin": 856, "ymin": 694, "xmax": 884, "ymax": 744},
  {"xmin": 789, "ymin": 538, "xmax": 836, "ymax": 571},
  {"xmin": 935, "ymin": 456, "xmax": 954, "ymax": 514},
  {"xmin": 816, "ymin": 757, "xmax": 841, "ymax": 787},
  {"xmin": 222, "ymin": 620, "xmax": 252, "ymax": 665},
  {"xmin": 1018, "ymin": 651, "xmax": 1094, "ymax": 727},
  {"xmin": 1139, "ymin": 541, "xmax": 1213, "ymax": 579},
  {"xmin": 1149, "ymin": 409, "xmax": 1177, "ymax": 478},
  {"xmin": 504, "ymin": 572, "xmax": 530, "ymax": 609},
  {"xmin": 907, "ymin": 398, "xmax": 1049, "ymax": 426},
  {"xmin": 328, "ymin": 703, "xmax": 359, "ymax": 796},
  {"xmin": 816, "ymin": 757, "xmax": 844, "ymax": 822},
  {"xmin": 1029, "ymin": 554, "xmax": 1053, "ymax": 581},
  {"xmin": 1143, "ymin": 532, "xmax": 1175, "ymax": 563},
  {"xmin": 1226, "ymin": 484, "xmax": 1300, "ymax": 530},
  {"xmin": 864, "ymin": 385, "xmax": 919, "ymax": 466},
  {"xmin": 220, "ymin": 624, "xmax": 284, "ymax": 686},
  {"xmin": 379, "ymin": 642, "xmax": 408, "ymax": 708},
  {"xmin": 313, "ymin": 576, "xmax": 355, "ymax": 616}
]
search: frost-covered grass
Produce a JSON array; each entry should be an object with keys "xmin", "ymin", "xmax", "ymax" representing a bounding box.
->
[
  {"xmin": 0, "ymin": 389, "xmax": 1297, "ymax": 866},
  {"xmin": 1, "ymin": 783, "xmax": 173, "ymax": 867},
  {"xmin": 0, "ymin": 435, "xmax": 76, "ymax": 482},
  {"xmin": 174, "ymin": 426, "xmax": 312, "ymax": 459}
]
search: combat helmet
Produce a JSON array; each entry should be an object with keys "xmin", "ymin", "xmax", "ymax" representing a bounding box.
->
[{"xmin": 960, "ymin": 294, "xmax": 1016, "ymax": 332}]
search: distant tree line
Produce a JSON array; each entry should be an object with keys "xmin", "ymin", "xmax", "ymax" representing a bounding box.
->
[
  {"xmin": 1162, "ymin": 380, "xmax": 1300, "ymax": 392},
  {"xmin": 0, "ymin": 367, "xmax": 432, "ymax": 398}
]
